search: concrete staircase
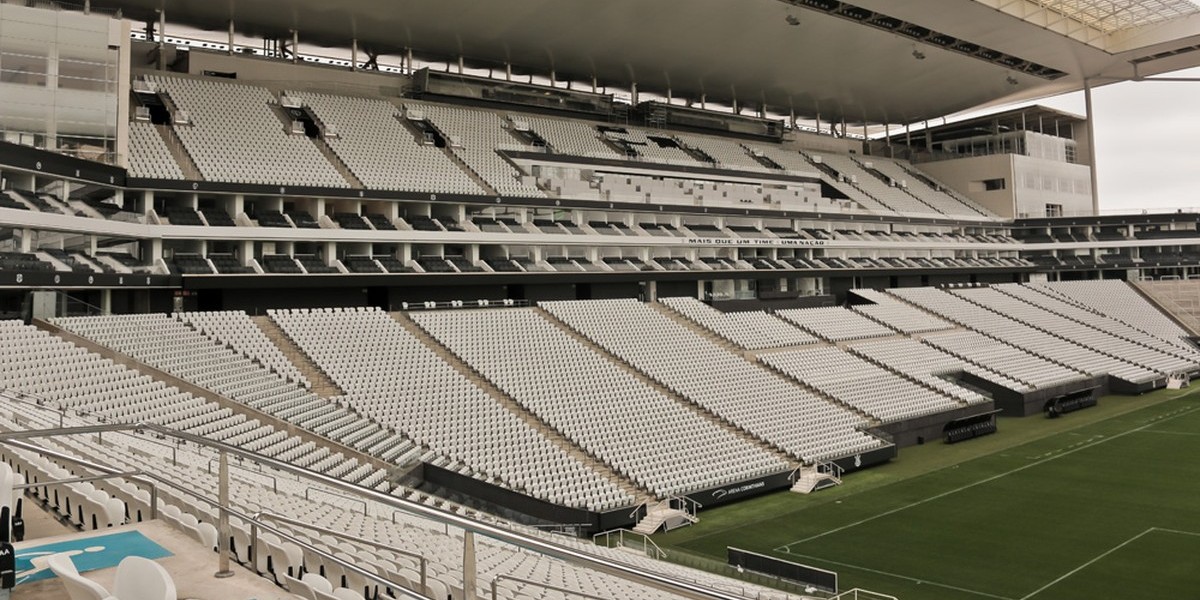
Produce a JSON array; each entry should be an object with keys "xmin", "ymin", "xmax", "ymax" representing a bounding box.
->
[
  {"xmin": 390, "ymin": 311, "xmax": 654, "ymax": 507},
  {"xmin": 790, "ymin": 463, "xmax": 842, "ymax": 494},
  {"xmin": 535, "ymin": 306, "xmax": 802, "ymax": 469},
  {"xmin": 632, "ymin": 500, "xmax": 697, "ymax": 535},
  {"xmin": 649, "ymin": 302, "xmax": 750, "ymax": 358},
  {"xmin": 154, "ymin": 123, "xmax": 204, "ymax": 181},
  {"xmin": 251, "ymin": 315, "xmax": 345, "ymax": 398}
]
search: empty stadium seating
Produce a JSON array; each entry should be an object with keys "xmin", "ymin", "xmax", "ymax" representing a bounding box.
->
[
  {"xmin": 541, "ymin": 299, "xmax": 886, "ymax": 461},
  {"xmin": 411, "ymin": 308, "xmax": 789, "ymax": 498},
  {"xmin": 286, "ymin": 91, "xmax": 482, "ymax": 194},
  {"xmin": 761, "ymin": 347, "xmax": 967, "ymax": 422},
  {"xmin": 659, "ymin": 297, "xmax": 818, "ymax": 350},
  {"xmin": 776, "ymin": 306, "xmax": 895, "ymax": 342},
  {"xmin": 269, "ymin": 307, "xmax": 632, "ymax": 511},
  {"xmin": 146, "ymin": 75, "xmax": 348, "ymax": 187}
]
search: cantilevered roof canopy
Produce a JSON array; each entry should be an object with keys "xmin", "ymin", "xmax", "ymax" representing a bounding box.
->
[{"xmin": 91, "ymin": 0, "xmax": 1200, "ymax": 124}]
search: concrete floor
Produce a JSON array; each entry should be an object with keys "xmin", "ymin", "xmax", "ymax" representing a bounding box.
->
[{"xmin": 15, "ymin": 505, "xmax": 297, "ymax": 600}]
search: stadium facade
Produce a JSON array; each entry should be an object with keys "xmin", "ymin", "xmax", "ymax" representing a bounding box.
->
[{"xmin": 3, "ymin": 1, "xmax": 1200, "ymax": 598}]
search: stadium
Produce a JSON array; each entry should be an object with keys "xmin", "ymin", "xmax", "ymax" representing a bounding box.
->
[{"xmin": 2, "ymin": 0, "xmax": 1200, "ymax": 598}]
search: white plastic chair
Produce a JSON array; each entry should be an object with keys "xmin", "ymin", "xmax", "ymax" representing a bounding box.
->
[
  {"xmin": 46, "ymin": 553, "xmax": 115, "ymax": 600},
  {"xmin": 112, "ymin": 556, "xmax": 177, "ymax": 600}
]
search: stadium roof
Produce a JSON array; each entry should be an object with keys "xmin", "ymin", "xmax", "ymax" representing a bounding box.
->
[{"xmin": 96, "ymin": 0, "xmax": 1200, "ymax": 124}]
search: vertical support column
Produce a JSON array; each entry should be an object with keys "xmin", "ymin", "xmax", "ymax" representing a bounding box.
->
[
  {"xmin": 459, "ymin": 55, "xmax": 465, "ymax": 75},
  {"xmin": 351, "ymin": 39, "xmax": 358, "ymax": 71},
  {"xmin": 406, "ymin": 48, "xmax": 414, "ymax": 74},
  {"xmin": 215, "ymin": 451, "xmax": 234, "ymax": 578},
  {"xmin": 291, "ymin": 30, "xmax": 299, "ymax": 64},
  {"xmin": 462, "ymin": 530, "xmax": 477, "ymax": 600},
  {"xmin": 1083, "ymin": 79, "xmax": 1101, "ymax": 216},
  {"xmin": 227, "ymin": 20, "xmax": 234, "ymax": 56},
  {"xmin": 630, "ymin": 82, "xmax": 639, "ymax": 105},
  {"xmin": 100, "ymin": 289, "xmax": 112, "ymax": 315},
  {"xmin": 505, "ymin": 62, "xmax": 512, "ymax": 82},
  {"xmin": 323, "ymin": 240, "xmax": 337, "ymax": 267},
  {"xmin": 239, "ymin": 240, "xmax": 254, "ymax": 268},
  {"xmin": 157, "ymin": 10, "xmax": 166, "ymax": 70}
]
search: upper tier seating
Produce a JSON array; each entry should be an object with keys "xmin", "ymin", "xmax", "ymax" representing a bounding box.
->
[
  {"xmin": 147, "ymin": 76, "xmax": 348, "ymax": 187},
  {"xmin": 269, "ymin": 307, "xmax": 632, "ymax": 511},
  {"xmin": 816, "ymin": 153, "xmax": 941, "ymax": 216},
  {"xmin": 287, "ymin": 91, "xmax": 482, "ymax": 194},
  {"xmin": 127, "ymin": 121, "xmax": 185, "ymax": 179},
  {"xmin": 541, "ymin": 299, "xmax": 885, "ymax": 461},
  {"xmin": 416, "ymin": 102, "xmax": 545, "ymax": 197},
  {"xmin": 411, "ymin": 308, "xmax": 788, "ymax": 498},
  {"xmin": 522, "ymin": 116, "xmax": 624, "ymax": 159},
  {"xmin": 676, "ymin": 134, "xmax": 772, "ymax": 172},
  {"xmin": 866, "ymin": 158, "xmax": 993, "ymax": 217},
  {"xmin": 659, "ymin": 297, "xmax": 818, "ymax": 350}
]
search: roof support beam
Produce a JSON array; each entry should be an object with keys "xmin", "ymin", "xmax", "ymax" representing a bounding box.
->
[{"xmin": 1084, "ymin": 78, "xmax": 1100, "ymax": 215}]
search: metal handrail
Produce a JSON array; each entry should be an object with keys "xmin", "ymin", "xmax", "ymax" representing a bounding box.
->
[
  {"xmin": 592, "ymin": 528, "xmax": 667, "ymax": 560},
  {"xmin": 491, "ymin": 574, "xmax": 611, "ymax": 600},
  {"xmin": 12, "ymin": 471, "xmax": 157, "ymax": 522},
  {"xmin": 304, "ymin": 485, "xmax": 369, "ymax": 514},
  {"xmin": 0, "ymin": 423, "xmax": 754, "ymax": 600},
  {"xmin": 256, "ymin": 511, "xmax": 428, "ymax": 592},
  {"xmin": 0, "ymin": 432, "xmax": 430, "ymax": 600},
  {"xmin": 205, "ymin": 457, "xmax": 279, "ymax": 494},
  {"xmin": 0, "ymin": 388, "xmax": 189, "ymax": 464}
]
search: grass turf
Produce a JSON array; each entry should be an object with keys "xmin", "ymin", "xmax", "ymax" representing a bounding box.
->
[{"xmin": 654, "ymin": 387, "xmax": 1200, "ymax": 599}]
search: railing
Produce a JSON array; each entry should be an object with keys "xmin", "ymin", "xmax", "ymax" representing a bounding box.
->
[
  {"xmin": 56, "ymin": 290, "xmax": 107, "ymax": 317},
  {"xmin": 669, "ymin": 495, "xmax": 703, "ymax": 520},
  {"xmin": 830, "ymin": 588, "xmax": 900, "ymax": 600},
  {"xmin": 0, "ymin": 423, "xmax": 761, "ymax": 600},
  {"xmin": 491, "ymin": 575, "xmax": 611, "ymax": 600},
  {"xmin": 657, "ymin": 546, "xmax": 818, "ymax": 599},
  {"xmin": 14, "ymin": 471, "xmax": 158, "ymax": 521},
  {"xmin": 256, "ymin": 511, "xmax": 428, "ymax": 593},
  {"xmin": 816, "ymin": 459, "xmax": 844, "ymax": 482},
  {"xmin": 0, "ymin": 427, "xmax": 429, "ymax": 599},
  {"xmin": 592, "ymin": 528, "xmax": 667, "ymax": 560},
  {"xmin": 304, "ymin": 485, "xmax": 369, "ymax": 515}
]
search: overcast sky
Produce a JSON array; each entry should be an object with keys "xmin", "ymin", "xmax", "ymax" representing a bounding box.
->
[{"xmin": 1034, "ymin": 66, "xmax": 1200, "ymax": 213}]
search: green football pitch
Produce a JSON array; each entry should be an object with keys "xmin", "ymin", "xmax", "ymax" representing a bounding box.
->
[{"xmin": 656, "ymin": 387, "xmax": 1200, "ymax": 599}]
